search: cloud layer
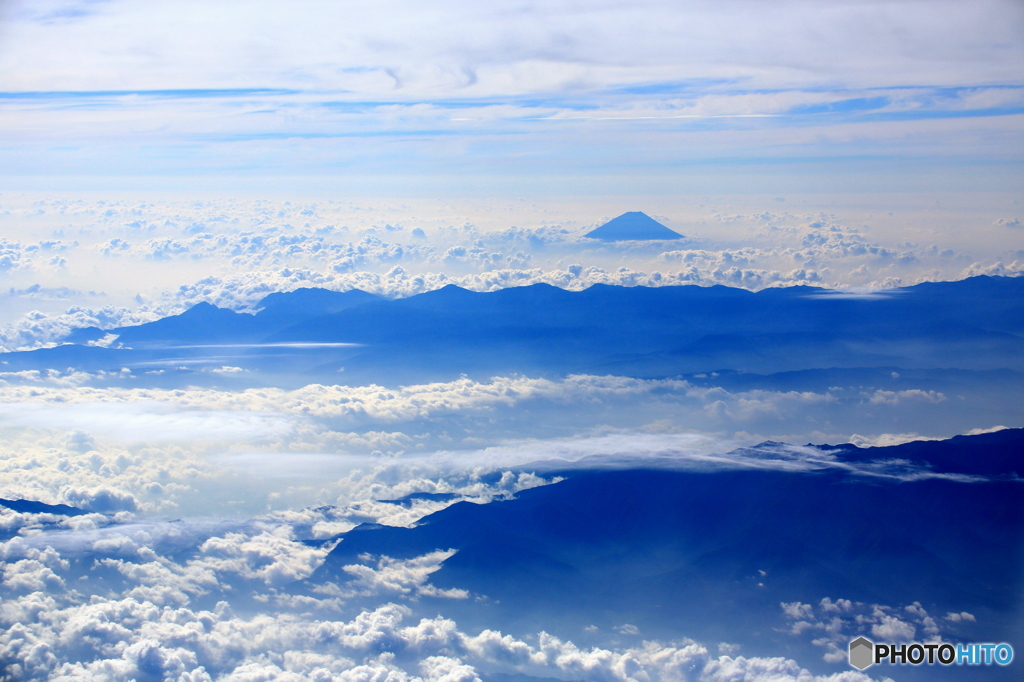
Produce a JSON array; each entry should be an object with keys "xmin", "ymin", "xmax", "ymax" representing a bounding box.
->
[
  {"xmin": 6, "ymin": 0, "xmax": 1022, "ymax": 93},
  {"xmin": 0, "ymin": 368, "xmax": 1006, "ymax": 524},
  {"xmin": 1, "ymin": 1, "xmax": 1022, "ymax": 191},
  {"xmin": 1, "ymin": 505, "xmax": 888, "ymax": 682},
  {"xmin": 1, "ymin": 196, "xmax": 1020, "ymax": 351},
  {"xmin": 781, "ymin": 596, "xmax": 981, "ymax": 664}
]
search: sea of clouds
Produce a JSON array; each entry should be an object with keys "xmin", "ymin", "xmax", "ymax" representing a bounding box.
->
[
  {"xmin": 2, "ymin": 489, "xmax": 925, "ymax": 682},
  {"xmin": 0, "ymin": 193, "xmax": 1017, "ymax": 681},
  {"xmin": 1, "ymin": 195, "xmax": 1021, "ymax": 351},
  {"xmin": 0, "ymin": 368, "xmax": 997, "ymax": 521}
]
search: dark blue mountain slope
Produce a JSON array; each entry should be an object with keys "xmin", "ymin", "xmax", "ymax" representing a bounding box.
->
[
  {"xmin": 1, "ymin": 344, "xmax": 128, "ymax": 369},
  {"xmin": 313, "ymin": 431, "xmax": 1023, "ymax": 675},
  {"xmin": 112, "ymin": 289, "xmax": 385, "ymax": 346},
  {"xmin": 62, "ymin": 303, "xmax": 262, "ymax": 346},
  {"xmin": 10, "ymin": 276, "xmax": 1024, "ymax": 384},
  {"xmin": 60, "ymin": 288, "xmax": 383, "ymax": 349},
  {"xmin": 265, "ymin": 276, "xmax": 1024, "ymax": 380},
  {"xmin": 899, "ymin": 276, "xmax": 1024, "ymax": 334},
  {"xmin": 820, "ymin": 427, "xmax": 1024, "ymax": 477},
  {"xmin": 271, "ymin": 276, "xmax": 1024, "ymax": 346},
  {"xmin": 269, "ymin": 282, "xmax": 763, "ymax": 347},
  {"xmin": 0, "ymin": 498, "xmax": 88, "ymax": 517},
  {"xmin": 0, "ymin": 498, "xmax": 90, "ymax": 541}
]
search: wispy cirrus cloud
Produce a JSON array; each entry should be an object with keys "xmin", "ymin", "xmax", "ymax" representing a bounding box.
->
[
  {"xmin": 4, "ymin": 1, "xmax": 1021, "ymax": 93},
  {"xmin": 0, "ymin": 0, "xmax": 1021, "ymax": 189}
]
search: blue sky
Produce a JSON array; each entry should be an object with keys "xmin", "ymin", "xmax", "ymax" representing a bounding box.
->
[
  {"xmin": 0, "ymin": 0, "xmax": 1021, "ymax": 332},
  {"xmin": 0, "ymin": 0, "xmax": 1022, "ymax": 194},
  {"xmin": 0, "ymin": 0, "xmax": 1020, "ymax": 351}
]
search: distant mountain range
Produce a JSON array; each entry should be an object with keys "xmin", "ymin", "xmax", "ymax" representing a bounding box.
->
[
  {"xmin": 3, "ymin": 276, "xmax": 1021, "ymax": 389},
  {"xmin": 0, "ymin": 498, "xmax": 88, "ymax": 517}
]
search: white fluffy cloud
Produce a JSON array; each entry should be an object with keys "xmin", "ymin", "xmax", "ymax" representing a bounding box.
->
[
  {"xmin": 0, "ymin": 371, "xmax": 989, "ymax": 520},
  {"xmin": 0, "ymin": 373, "xmax": 956, "ymax": 434},
  {"xmin": 0, "ymin": 305, "xmax": 159, "ymax": 352},
  {"xmin": 2, "ymin": 596, "xmax": 884, "ymax": 682},
  {"xmin": 0, "ymin": 196, "xmax": 1018, "ymax": 351},
  {"xmin": 1, "ymin": 551, "xmax": 885, "ymax": 682},
  {"xmin": 336, "ymin": 550, "xmax": 469, "ymax": 600},
  {"xmin": 780, "ymin": 597, "xmax": 977, "ymax": 664}
]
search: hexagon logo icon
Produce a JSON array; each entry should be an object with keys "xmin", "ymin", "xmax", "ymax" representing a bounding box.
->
[{"xmin": 849, "ymin": 637, "xmax": 874, "ymax": 670}]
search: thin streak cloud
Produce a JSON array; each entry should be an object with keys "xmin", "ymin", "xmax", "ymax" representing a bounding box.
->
[{"xmin": 0, "ymin": 401, "xmax": 294, "ymax": 442}]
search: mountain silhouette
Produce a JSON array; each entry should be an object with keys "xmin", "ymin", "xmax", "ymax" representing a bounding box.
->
[
  {"xmin": 0, "ymin": 498, "xmax": 90, "ymax": 541},
  {"xmin": 584, "ymin": 211, "xmax": 684, "ymax": 241},
  {"xmin": 0, "ymin": 498, "xmax": 88, "ymax": 517},
  {"xmin": 8, "ymin": 276, "xmax": 1021, "ymax": 389}
]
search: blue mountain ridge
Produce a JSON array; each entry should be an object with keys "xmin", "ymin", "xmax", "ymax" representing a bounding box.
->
[
  {"xmin": 0, "ymin": 498, "xmax": 90, "ymax": 541},
  {"xmin": 814, "ymin": 427, "xmax": 1024, "ymax": 477},
  {"xmin": 311, "ymin": 429, "xmax": 1024, "ymax": 681},
  {"xmin": 64, "ymin": 287, "xmax": 383, "ymax": 346},
  {"xmin": 511, "ymin": 426, "xmax": 1024, "ymax": 479},
  {"xmin": 0, "ymin": 498, "xmax": 88, "ymax": 517},
  {"xmin": 9, "ymin": 276, "xmax": 1022, "ymax": 390}
]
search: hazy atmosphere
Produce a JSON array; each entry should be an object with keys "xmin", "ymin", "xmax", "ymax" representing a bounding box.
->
[{"xmin": 1, "ymin": 2, "xmax": 1022, "ymax": 682}]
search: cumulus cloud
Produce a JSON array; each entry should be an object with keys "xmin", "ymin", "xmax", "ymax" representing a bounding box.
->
[
  {"xmin": 2, "ymin": 558, "xmax": 66, "ymax": 592},
  {"xmin": 959, "ymin": 260, "xmax": 1024, "ymax": 279},
  {"xmin": 0, "ymin": 305, "xmax": 159, "ymax": 352},
  {"xmin": 336, "ymin": 550, "xmax": 469, "ymax": 600},
  {"xmin": 0, "ymin": 584, "xmax": 882, "ymax": 682},
  {"xmin": 0, "ymin": 375, "xmax": 757, "ymax": 428},
  {"xmin": 62, "ymin": 486, "xmax": 141, "ymax": 513},
  {"xmin": 944, "ymin": 611, "xmax": 976, "ymax": 623},
  {"xmin": 780, "ymin": 597, "xmax": 976, "ymax": 663},
  {"xmin": 0, "ymin": 194, "xmax": 1019, "ymax": 358},
  {"xmin": 0, "ymin": 369, "xmax": 987, "ymax": 523},
  {"xmin": 0, "ymin": 425, "xmax": 966, "ymax": 682},
  {"xmin": 868, "ymin": 389, "xmax": 946, "ymax": 406},
  {"xmin": 0, "ymin": 196, "xmax": 1018, "ymax": 351},
  {"xmin": 196, "ymin": 527, "xmax": 338, "ymax": 587},
  {"xmin": 0, "ymin": 238, "xmax": 79, "ymax": 276},
  {"xmin": 0, "ymin": 374, "xmax": 933, "ymax": 435},
  {"xmin": 847, "ymin": 433, "xmax": 939, "ymax": 448}
]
